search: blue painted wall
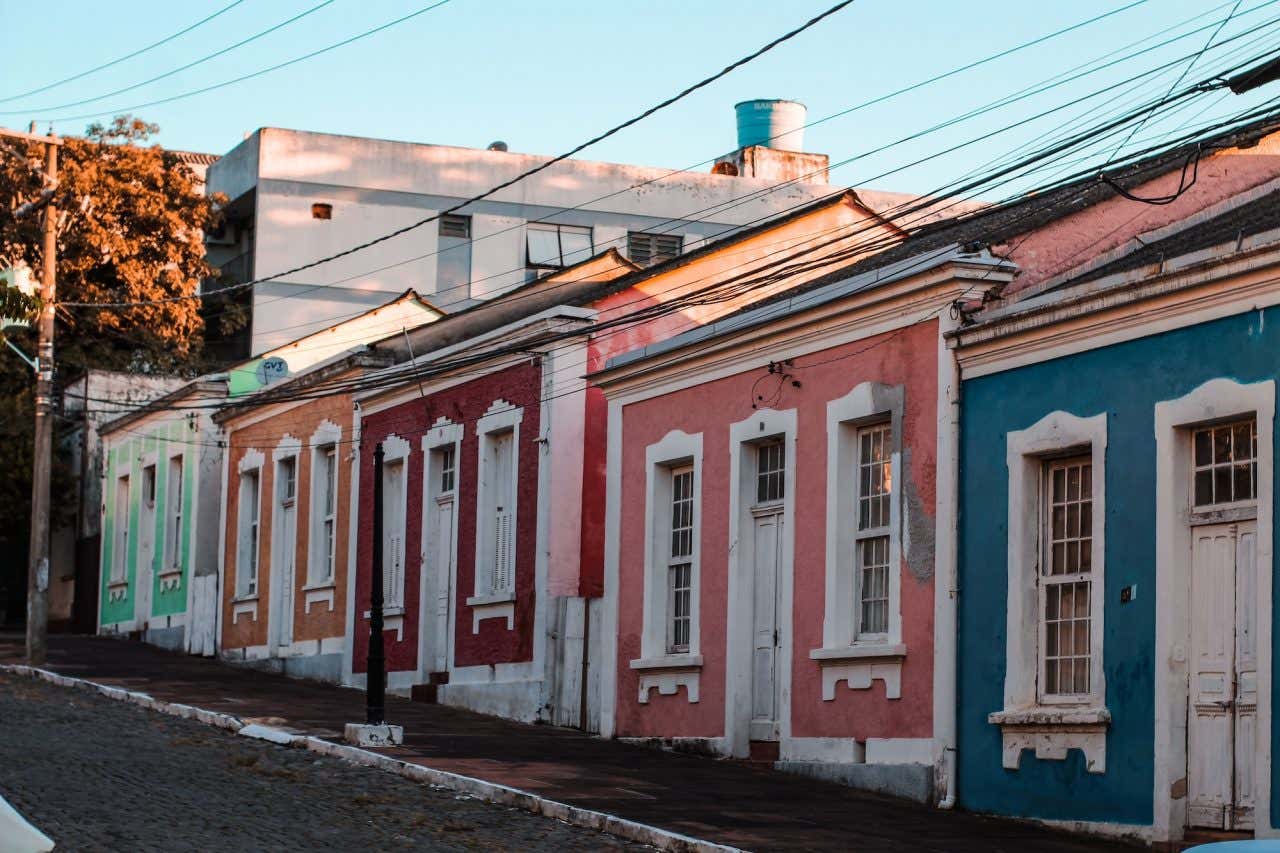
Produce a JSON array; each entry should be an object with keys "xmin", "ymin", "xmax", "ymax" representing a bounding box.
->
[{"xmin": 957, "ymin": 305, "xmax": 1280, "ymax": 826}]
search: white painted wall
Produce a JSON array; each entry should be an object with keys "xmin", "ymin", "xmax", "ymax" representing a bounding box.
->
[{"xmin": 207, "ymin": 128, "xmax": 840, "ymax": 352}]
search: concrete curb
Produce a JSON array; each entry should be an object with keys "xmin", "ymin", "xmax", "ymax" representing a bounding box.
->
[{"xmin": 3, "ymin": 665, "xmax": 740, "ymax": 853}]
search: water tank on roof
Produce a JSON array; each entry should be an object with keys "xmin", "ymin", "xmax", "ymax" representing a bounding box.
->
[{"xmin": 735, "ymin": 99, "xmax": 806, "ymax": 151}]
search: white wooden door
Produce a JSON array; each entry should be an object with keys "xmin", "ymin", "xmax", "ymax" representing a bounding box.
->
[
  {"xmin": 137, "ymin": 489, "xmax": 155, "ymax": 628},
  {"xmin": 490, "ymin": 433, "xmax": 515, "ymax": 594},
  {"xmin": 1187, "ymin": 521, "xmax": 1257, "ymax": 830},
  {"xmin": 383, "ymin": 461, "xmax": 405, "ymax": 608},
  {"xmin": 275, "ymin": 502, "xmax": 296, "ymax": 650},
  {"xmin": 750, "ymin": 510, "xmax": 783, "ymax": 742},
  {"xmin": 432, "ymin": 496, "xmax": 456, "ymax": 672}
]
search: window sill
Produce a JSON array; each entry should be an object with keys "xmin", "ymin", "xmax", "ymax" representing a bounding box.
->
[
  {"xmin": 466, "ymin": 591, "xmax": 515, "ymax": 608},
  {"xmin": 629, "ymin": 654, "xmax": 704, "ymax": 672},
  {"xmin": 988, "ymin": 705, "xmax": 1110, "ymax": 774},
  {"xmin": 232, "ymin": 594, "xmax": 259, "ymax": 605},
  {"xmin": 809, "ymin": 643, "xmax": 907, "ymax": 663},
  {"xmin": 107, "ymin": 580, "xmax": 128, "ymax": 602},
  {"xmin": 302, "ymin": 581, "xmax": 336, "ymax": 593},
  {"xmin": 362, "ymin": 606, "xmax": 405, "ymax": 619},
  {"xmin": 630, "ymin": 654, "xmax": 702, "ymax": 704},
  {"xmin": 987, "ymin": 706, "xmax": 1111, "ymax": 728},
  {"xmin": 811, "ymin": 644, "xmax": 906, "ymax": 700}
]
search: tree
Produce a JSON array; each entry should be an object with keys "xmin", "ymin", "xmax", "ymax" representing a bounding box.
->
[{"xmin": 0, "ymin": 116, "xmax": 223, "ymax": 624}]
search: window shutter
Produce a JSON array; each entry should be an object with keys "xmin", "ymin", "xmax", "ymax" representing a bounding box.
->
[
  {"xmin": 440, "ymin": 214, "xmax": 471, "ymax": 239},
  {"xmin": 627, "ymin": 232, "xmax": 652, "ymax": 267},
  {"xmin": 628, "ymin": 232, "xmax": 683, "ymax": 267}
]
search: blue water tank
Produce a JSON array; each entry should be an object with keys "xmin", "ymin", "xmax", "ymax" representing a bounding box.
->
[{"xmin": 735, "ymin": 99, "xmax": 806, "ymax": 151}]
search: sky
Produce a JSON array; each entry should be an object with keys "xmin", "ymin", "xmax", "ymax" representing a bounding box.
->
[{"xmin": 2, "ymin": 0, "xmax": 1279, "ymax": 197}]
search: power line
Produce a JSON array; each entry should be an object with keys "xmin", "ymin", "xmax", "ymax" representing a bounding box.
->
[
  {"xmin": 0, "ymin": 0, "xmax": 248, "ymax": 105},
  {"xmin": 36, "ymin": 0, "xmax": 457, "ymax": 125},
  {"xmin": 58, "ymin": 0, "xmax": 856, "ymax": 308},
  {"xmin": 2, "ymin": 0, "xmax": 338, "ymax": 116}
]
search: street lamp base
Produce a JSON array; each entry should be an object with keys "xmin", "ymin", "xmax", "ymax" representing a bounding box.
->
[{"xmin": 344, "ymin": 722, "xmax": 403, "ymax": 747}]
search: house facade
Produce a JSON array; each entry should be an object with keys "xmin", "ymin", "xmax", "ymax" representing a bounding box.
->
[
  {"xmin": 215, "ymin": 352, "xmax": 389, "ymax": 681},
  {"xmin": 592, "ymin": 244, "xmax": 1013, "ymax": 803},
  {"xmin": 97, "ymin": 378, "xmax": 227, "ymax": 654},
  {"xmin": 344, "ymin": 192, "xmax": 906, "ymax": 727},
  {"xmin": 951, "ymin": 185, "xmax": 1280, "ymax": 842}
]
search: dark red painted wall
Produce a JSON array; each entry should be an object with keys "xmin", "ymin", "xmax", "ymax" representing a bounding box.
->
[{"xmin": 354, "ymin": 358, "xmax": 543, "ymax": 674}]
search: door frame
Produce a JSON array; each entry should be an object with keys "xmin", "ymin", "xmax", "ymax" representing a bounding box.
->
[
  {"xmin": 725, "ymin": 408, "xmax": 796, "ymax": 759},
  {"xmin": 419, "ymin": 421, "xmax": 463, "ymax": 681},
  {"xmin": 1154, "ymin": 378, "xmax": 1275, "ymax": 842},
  {"xmin": 270, "ymin": 436, "xmax": 301, "ymax": 652}
]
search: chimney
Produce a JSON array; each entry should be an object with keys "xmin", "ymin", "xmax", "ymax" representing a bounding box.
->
[{"xmin": 712, "ymin": 99, "xmax": 828, "ymax": 185}]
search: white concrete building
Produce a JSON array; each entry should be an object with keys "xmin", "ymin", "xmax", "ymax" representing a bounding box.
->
[{"xmin": 204, "ymin": 101, "xmax": 904, "ymax": 357}]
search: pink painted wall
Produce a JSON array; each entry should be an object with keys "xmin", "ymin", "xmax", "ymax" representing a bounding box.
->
[
  {"xmin": 354, "ymin": 359, "xmax": 542, "ymax": 674},
  {"xmin": 613, "ymin": 320, "xmax": 939, "ymax": 741}
]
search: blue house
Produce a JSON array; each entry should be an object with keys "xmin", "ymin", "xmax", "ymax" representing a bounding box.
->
[{"xmin": 952, "ymin": 185, "xmax": 1280, "ymax": 844}]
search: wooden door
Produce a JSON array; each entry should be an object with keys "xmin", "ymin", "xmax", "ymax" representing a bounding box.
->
[
  {"xmin": 749, "ymin": 510, "xmax": 783, "ymax": 742},
  {"xmin": 432, "ymin": 496, "xmax": 456, "ymax": 672},
  {"xmin": 1187, "ymin": 521, "xmax": 1257, "ymax": 830}
]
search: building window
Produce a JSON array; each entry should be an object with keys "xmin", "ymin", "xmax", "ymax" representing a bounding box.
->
[
  {"xmin": 279, "ymin": 456, "xmax": 297, "ymax": 505},
  {"xmin": 667, "ymin": 466, "xmax": 695, "ymax": 654},
  {"xmin": 526, "ymin": 223, "xmax": 593, "ymax": 277},
  {"xmin": 236, "ymin": 469, "xmax": 261, "ymax": 597},
  {"xmin": 112, "ymin": 474, "xmax": 130, "ymax": 583},
  {"xmin": 164, "ymin": 456, "xmax": 184, "ymax": 570},
  {"xmin": 481, "ymin": 429, "xmax": 516, "ymax": 596},
  {"xmin": 437, "ymin": 214, "xmax": 472, "ymax": 300},
  {"xmin": 756, "ymin": 439, "xmax": 785, "ymax": 504},
  {"xmin": 311, "ymin": 203, "xmax": 332, "ymax": 220},
  {"xmin": 627, "ymin": 231, "xmax": 683, "ymax": 267},
  {"xmin": 1193, "ymin": 418, "xmax": 1257, "ymax": 508},
  {"xmin": 1040, "ymin": 457, "xmax": 1094, "ymax": 700},
  {"xmin": 855, "ymin": 423, "xmax": 892, "ymax": 638},
  {"xmin": 439, "ymin": 444, "xmax": 456, "ymax": 494},
  {"xmin": 143, "ymin": 463, "xmax": 157, "ymax": 507},
  {"xmin": 310, "ymin": 445, "xmax": 338, "ymax": 585},
  {"xmin": 382, "ymin": 457, "xmax": 407, "ymax": 610}
]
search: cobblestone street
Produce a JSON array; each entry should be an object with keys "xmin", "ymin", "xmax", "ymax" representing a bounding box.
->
[{"xmin": 0, "ymin": 672, "xmax": 644, "ymax": 852}]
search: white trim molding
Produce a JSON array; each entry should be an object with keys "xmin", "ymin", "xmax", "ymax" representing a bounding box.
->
[
  {"xmin": 630, "ymin": 654, "xmax": 704, "ymax": 704},
  {"xmin": 993, "ymin": 410, "xmax": 1108, "ymax": 774},
  {"xmin": 472, "ymin": 399, "xmax": 524, "ymax": 606},
  {"xmin": 1152, "ymin": 378, "xmax": 1275, "ymax": 841},
  {"xmin": 725, "ymin": 407, "xmax": 797, "ymax": 757},
  {"xmin": 813, "ymin": 382, "xmax": 907, "ymax": 701}
]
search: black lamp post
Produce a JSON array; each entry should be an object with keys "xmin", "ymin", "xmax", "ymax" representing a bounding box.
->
[{"xmin": 367, "ymin": 441, "xmax": 386, "ymax": 726}]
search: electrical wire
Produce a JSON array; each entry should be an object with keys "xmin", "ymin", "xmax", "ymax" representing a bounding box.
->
[
  {"xmin": 1, "ymin": 0, "xmax": 338, "ymax": 116},
  {"xmin": 0, "ymin": 0, "xmax": 249, "ymax": 105}
]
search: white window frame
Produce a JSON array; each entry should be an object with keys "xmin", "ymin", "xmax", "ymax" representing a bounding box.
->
[
  {"xmin": 665, "ymin": 465, "xmax": 696, "ymax": 655},
  {"xmin": 811, "ymin": 383, "xmax": 906, "ymax": 701},
  {"xmin": 307, "ymin": 420, "xmax": 343, "ymax": 587},
  {"xmin": 989, "ymin": 411, "xmax": 1108, "ymax": 774},
  {"xmin": 235, "ymin": 449, "xmax": 265, "ymax": 599},
  {"xmin": 526, "ymin": 222, "xmax": 594, "ymax": 273},
  {"xmin": 164, "ymin": 453, "xmax": 184, "ymax": 571},
  {"xmin": 380, "ymin": 434, "xmax": 411, "ymax": 613},
  {"xmin": 630, "ymin": 430, "xmax": 703, "ymax": 705},
  {"xmin": 470, "ymin": 400, "xmax": 523, "ymax": 605},
  {"xmin": 1036, "ymin": 455, "xmax": 1096, "ymax": 705},
  {"xmin": 111, "ymin": 472, "xmax": 131, "ymax": 584}
]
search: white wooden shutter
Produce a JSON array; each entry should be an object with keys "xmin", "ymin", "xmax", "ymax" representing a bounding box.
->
[{"xmin": 491, "ymin": 432, "xmax": 515, "ymax": 594}]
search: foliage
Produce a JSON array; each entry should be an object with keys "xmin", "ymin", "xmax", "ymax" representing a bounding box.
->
[{"xmin": 0, "ymin": 116, "xmax": 223, "ymax": 623}]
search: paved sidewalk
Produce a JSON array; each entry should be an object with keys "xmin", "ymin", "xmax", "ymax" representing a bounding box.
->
[{"xmin": 1, "ymin": 634, "xmax": 1133, "ymax": 852}]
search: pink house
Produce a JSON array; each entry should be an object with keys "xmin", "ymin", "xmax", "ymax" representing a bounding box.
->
[
  {"xmin": 593, "ymin": 244, "xmax": 1015, "ymax": 802},
  {"xmin": 344, "ymin": 194, "xmax": 905, "ymax": 727}
]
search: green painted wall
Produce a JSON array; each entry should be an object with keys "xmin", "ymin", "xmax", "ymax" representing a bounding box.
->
[{"xmin": 99, "ymin": 417, "xmax": 197, "ymax": 626}]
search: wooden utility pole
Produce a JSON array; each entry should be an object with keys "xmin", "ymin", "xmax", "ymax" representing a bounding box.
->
[{"xmin": 2, "ymin": 126, "xmax": 62, "ymax": 666}]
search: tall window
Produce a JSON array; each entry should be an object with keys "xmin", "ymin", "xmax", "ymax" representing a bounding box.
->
[
  {"xmin": 1193, "ymin": 418, "xmax": 1257, "ymax": 507},
  {"xmin": 756, "ymin": 439, "xmax": 786, "ymax": 504},
  {"xmin": 526, "ymin": 223, "xmax": 593, "ymax": 278},
  {"xmin": 311, "ymin": 445, "xmax": 338, "ymax": 584},
  {"xmin": 236, "ymin": 469, "xmax": 260, "ymax": 597},
  {"xmin": 627, "ymin": 231, "xmax": 683, "ymax": 267},
  {"xmin": 382, "ymin": 458, "xmax": 407, "ymax": 609},
  {"xmin": 437, "ymin": 214, "xmax": 472, "ymax": 299},
  {"xmin": 112, "ymin": 474, "xmax": 130, "ymax": 583},
  {"xmin": 855, "ymin": 423, "xmax": 892, "ymax": 637},
  {"xmin": 667, "ymin": 466, "xmax": 695, "ymax": 653},
  {"xmin": 483, "ymin": 430, "xmax": 516, "ymax": 595},
  {"xmin": 1040, "ymin": 457, "xmax": 1093, "ymax": 700},
  {"xmin": 142, "ymin": 464, "xmax": 157, "ymax": 508},
  {"xmin": 439, "ymin": 444, "xmax": 456, "ymax": 494},
  {"xmin": 164, "ymin": 456, "xmax": 184, "ymax": 570}
]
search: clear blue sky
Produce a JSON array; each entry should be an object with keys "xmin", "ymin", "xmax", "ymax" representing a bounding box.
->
[{"xmin": 2, "ymin": 0, "xmax": 1277, "ymax": 197}]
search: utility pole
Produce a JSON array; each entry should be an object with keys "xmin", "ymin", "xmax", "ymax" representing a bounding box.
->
[{"xmin": 1, "ymin": 126, "xmax": 62, "ymax": 666}]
